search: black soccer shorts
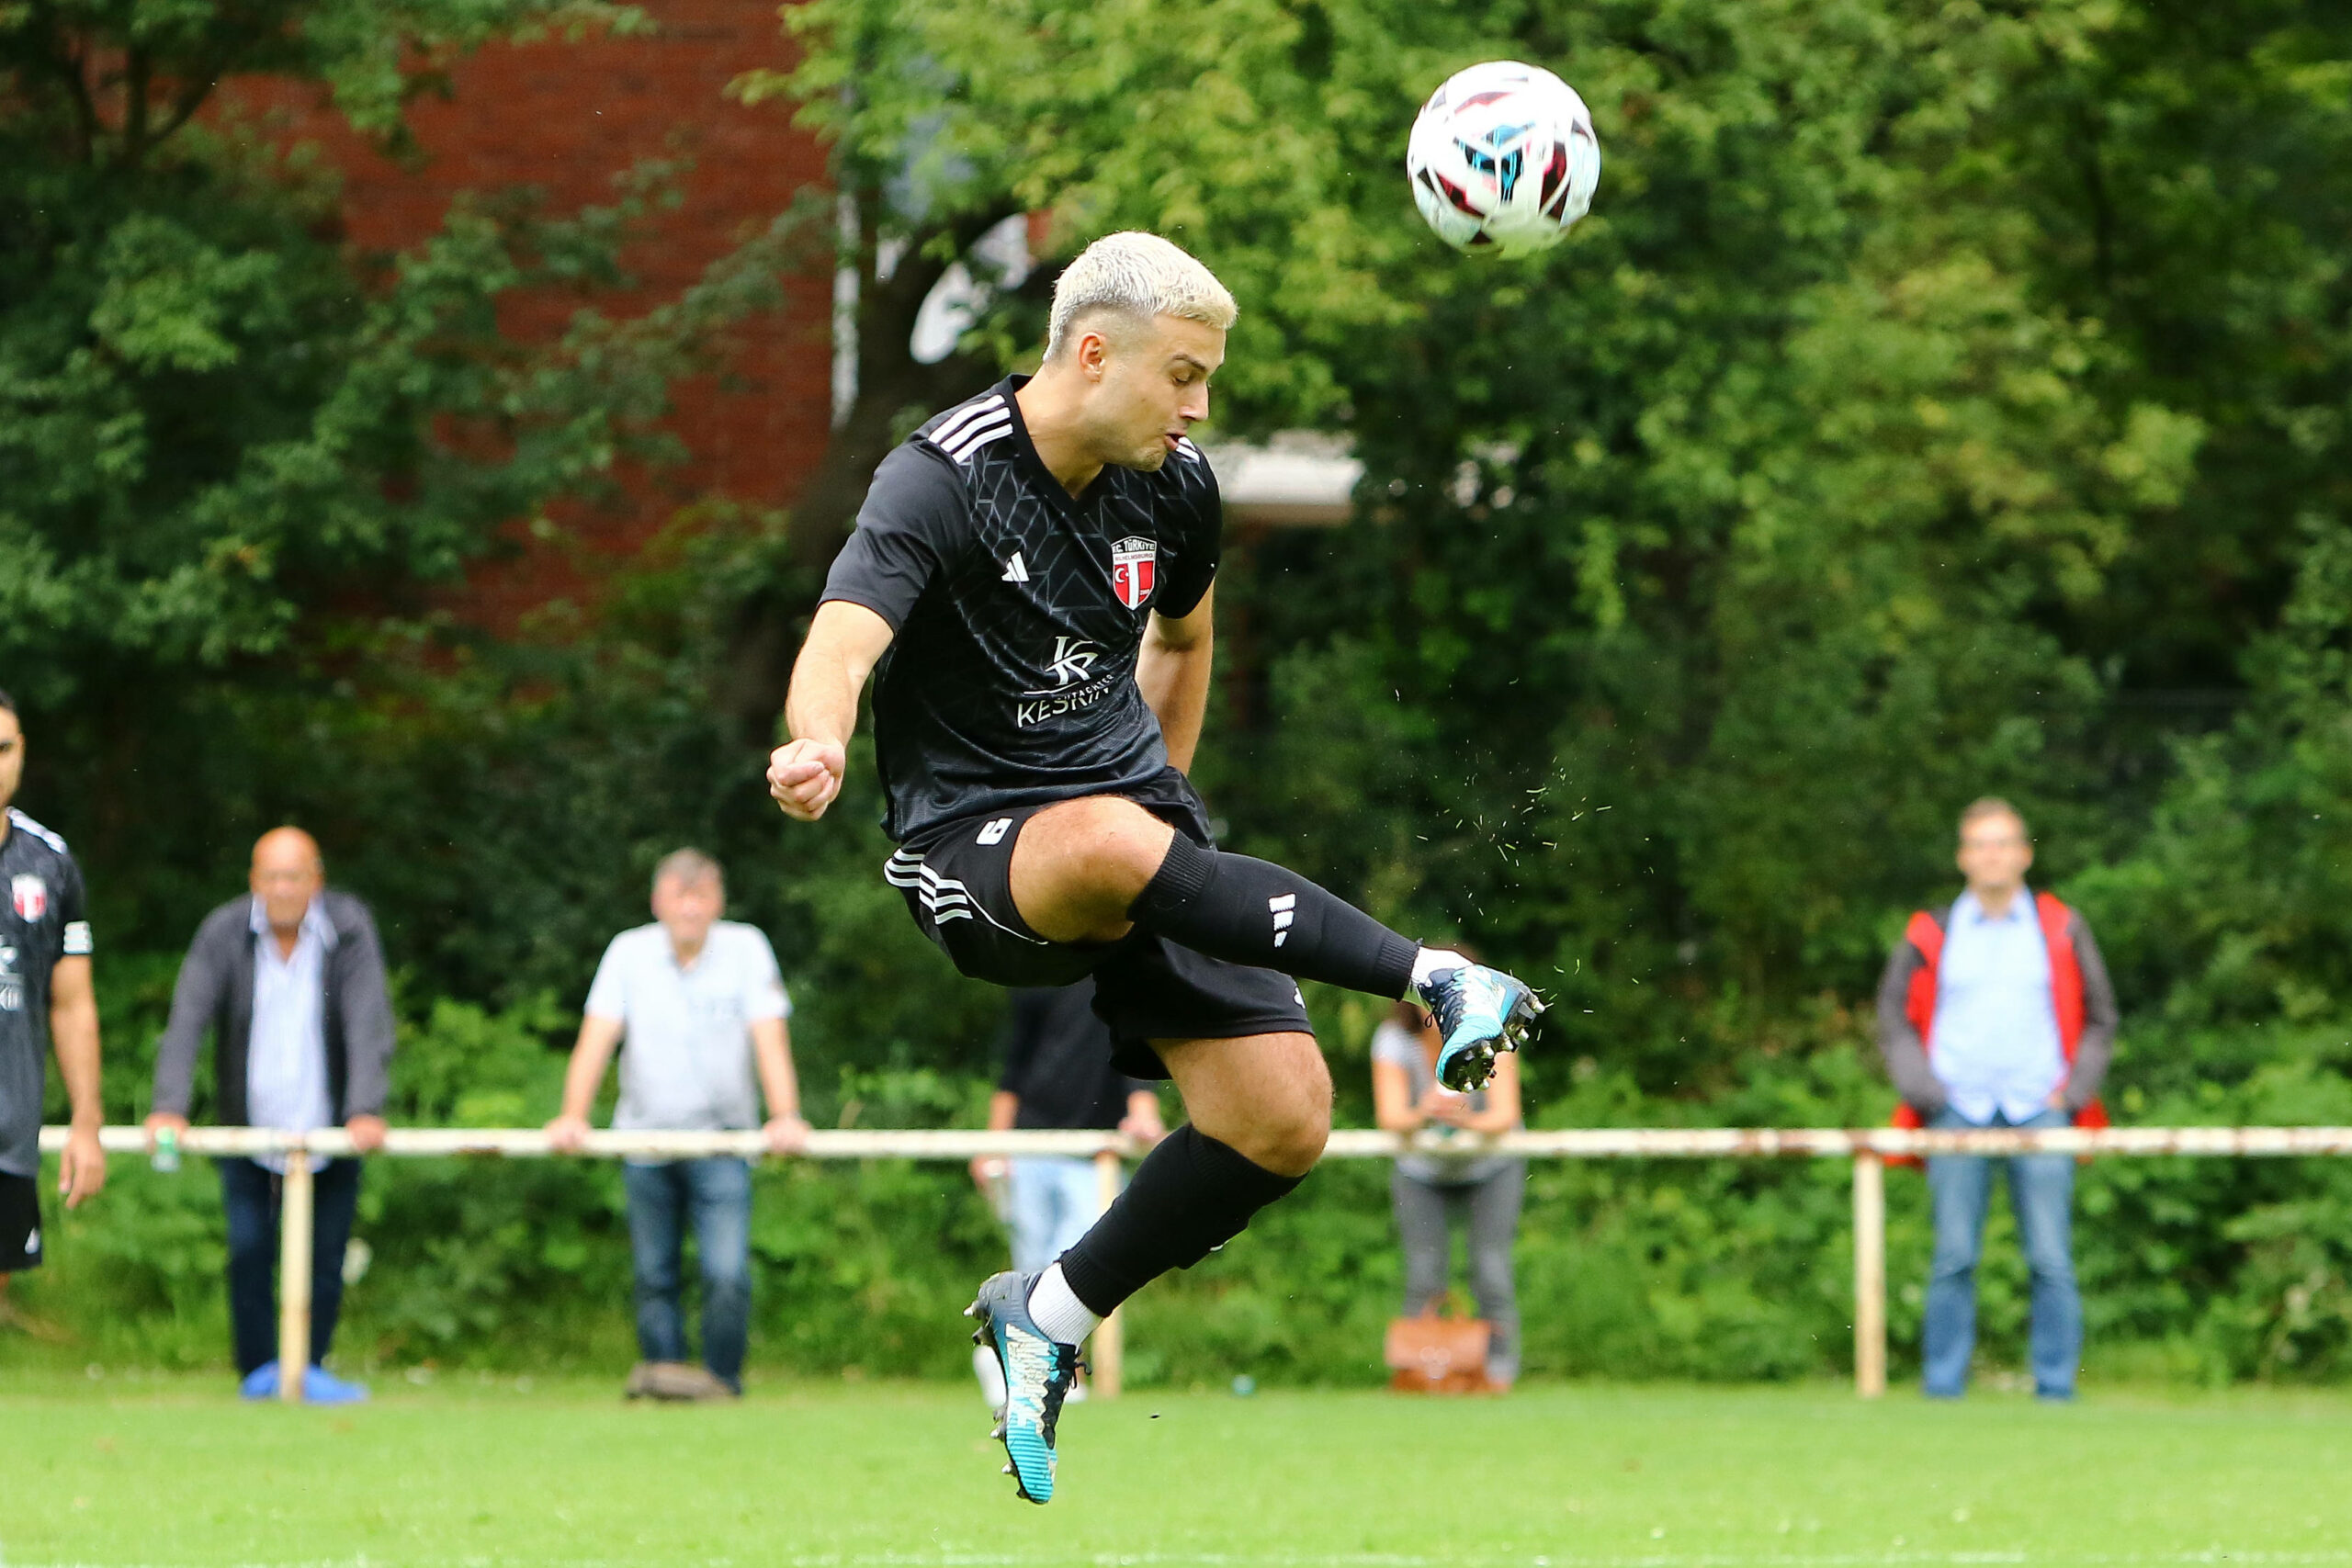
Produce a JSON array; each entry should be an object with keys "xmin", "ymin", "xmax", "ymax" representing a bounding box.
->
[
  {"xmin": 885, "ymin": 769, "xmax": 1313, "ymax": 1078},
  {"xmin": 0, "ymin": 1170, "xmax": 44, "ymax": 1272}
]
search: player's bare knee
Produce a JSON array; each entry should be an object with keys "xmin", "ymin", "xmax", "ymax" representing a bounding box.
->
[
  {"xmin": 1243, "ymin": 1045, "xmax": 1331, "ymax": 1176},
  {"xmin": 1242, "ymin": 1099, "xmax": 1329, "ymax": 1178},
  {"xmin": 1035, "ymin": 796, "xmax": 1172, "ymax": 900}
]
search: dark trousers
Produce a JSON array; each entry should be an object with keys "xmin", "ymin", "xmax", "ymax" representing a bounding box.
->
[
  {"xmin": 220, "ymin": 1156, "xmax": 363, "ymax": 1376},
  {"xmin": 622, "ymin": 1157, "xmax": 752, "ymax": 1389}
]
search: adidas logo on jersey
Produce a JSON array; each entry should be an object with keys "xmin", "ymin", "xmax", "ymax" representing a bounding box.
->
[
  {"xmin": 1001, "ymin": 553, "xmax": 1029, "ymax": 583},
  {"xmin": 1270, "ymin": 893, "xmax": 1296, "ymax": 948}
]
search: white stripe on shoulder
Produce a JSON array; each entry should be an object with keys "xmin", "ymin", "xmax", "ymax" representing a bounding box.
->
[
  {"xmin": 944, "ymin": 420, "xmax": 1013, "ymax": 465},
  {"xmin": 926, "ymin": 395, "xmax": 1008, "ymax": 450},
  {"xmin": 940, "ymin": 417, "xmax": 1010, "ymax": 455},
  {"xmin": 6, "ymin": 809, "xmax": 67, "ymax": 853}
]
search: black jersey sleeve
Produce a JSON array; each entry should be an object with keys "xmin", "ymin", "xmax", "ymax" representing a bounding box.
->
[
  {"xmin": 1154, "ymin": 451, "xmax": 1223, "ymax": 619},
  {"xmin": 56, "ymin": 852, "xmax": 89, "ymax": 957},
  {"xmin": 820, "ymin": 444, "xmax": 974, "ymax": 631}
]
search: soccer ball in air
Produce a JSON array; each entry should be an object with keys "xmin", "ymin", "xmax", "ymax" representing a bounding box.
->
[{"xmin": 1406, "ymin": 61, "xmax": 1600, "ymax": 255}]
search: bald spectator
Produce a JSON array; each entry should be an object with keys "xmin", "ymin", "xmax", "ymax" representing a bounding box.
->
[{"xmin": 149, "ymin": 829, "xmax": 395, "ymax": 1404}]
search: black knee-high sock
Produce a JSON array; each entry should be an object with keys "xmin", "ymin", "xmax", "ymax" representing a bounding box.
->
[
  {"xmin": 1056, "ymin": 1126, "xmax": 1304, "ymax": 1315},
  {"xmin": 1128, "ymin": 834, "xmax": 1419, "ymax": 998}
]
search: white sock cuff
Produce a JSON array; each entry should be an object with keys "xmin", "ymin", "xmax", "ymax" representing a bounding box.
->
[
  {"xmin": 1025, "ymin": 1263, "xmax": 1103, "ymax": 1346},
  {"xmin": 1408, "ymin": 945, "xmax": 1465, "ymax": 998}
]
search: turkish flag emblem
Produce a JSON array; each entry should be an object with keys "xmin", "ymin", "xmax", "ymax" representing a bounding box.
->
[
  {"xmin": 1111, "ymin": 536, "xmax": 1158, "ymax": 610},
  {"xmin": 12, "ymin": 875, "xmax": 46, "ymax": 922}
]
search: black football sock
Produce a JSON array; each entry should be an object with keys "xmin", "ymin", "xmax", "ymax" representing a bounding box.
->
[
  {"xmin": 1126, "ymin": 833, "xmax": 1419, "ymax": 998},
  {"xmin": 1055, "ymin": 1125, "xmax": 1305, "ymax": 1315}
]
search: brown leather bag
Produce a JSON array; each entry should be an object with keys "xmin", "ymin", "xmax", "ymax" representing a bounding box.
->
[{"xmin": 1384, "ymin": 1307, "xmax": 1495, "ymax": 1394}]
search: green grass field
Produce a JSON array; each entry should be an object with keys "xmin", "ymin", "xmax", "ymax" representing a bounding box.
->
[{"xmin": 7, "ymin": 1373, "xmax": 2351, "ymax": 1566}]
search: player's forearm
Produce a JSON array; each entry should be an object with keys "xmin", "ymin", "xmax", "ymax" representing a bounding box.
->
[
  {"xmin": 51, "ymin": 997, "xmax": 103, "ymax": 1131},
  {"xmin": 1137, "ymin": 630, "xmax": 1214, "ymax": 773},
  {"xmin": 986, "ymin": 1089, "xmax": 1019, "ymax": 1133},
  {"xmin": 785, "ymin": 652, "xmax": 863, "ymax": 749},
  {"xmin": 785, "ymin": 603, "xmax": 892, "ymax": 748}
]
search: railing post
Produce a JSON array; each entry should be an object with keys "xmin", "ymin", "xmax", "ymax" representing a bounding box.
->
[
  {"xmin": 1091, "ymin": 1147, "xmax": 1123, "ymax": 1401},
  {"xmin": 277, "ymin": 1146, "xmax": 313, "ymax": 1404},
  {"xmin": 1852, "ymin": 1147, "xmax": 1886, "ymax": 1400}
]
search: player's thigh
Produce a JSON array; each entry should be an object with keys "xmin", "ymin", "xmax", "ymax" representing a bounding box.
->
[
  {"xmin": 1157, "ymin": 1031, "xmax": 1331, "ymax": 1175},
  {"xmin": 1007, "ymin": 795, "xmax": 1176, "ymax": 943}
]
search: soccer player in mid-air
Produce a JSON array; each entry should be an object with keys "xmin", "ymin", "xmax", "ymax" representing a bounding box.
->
[{"xmin": 768, "ymin": 231, "xmax": 1541, "ymax": 1503}]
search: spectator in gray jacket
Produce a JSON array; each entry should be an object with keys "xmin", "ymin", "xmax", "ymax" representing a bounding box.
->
[{"xmin": 147, "ymin": 828, "xmax": 394, "ymax": 1404}]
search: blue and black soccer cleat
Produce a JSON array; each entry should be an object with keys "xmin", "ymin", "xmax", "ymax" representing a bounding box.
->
[
  {"xmin": 1415, "ymin": 962, "xmax": 1544, "ymax": 1091},
  {"xmin": 966, "ymin": 1270, "xmax": 1081, "ymax": 1504}
]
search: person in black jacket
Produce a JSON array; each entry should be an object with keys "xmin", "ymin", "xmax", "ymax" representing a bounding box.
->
[{"xmin": 146, "ymin": 828, "xmax": 395, "ymax": 1403}]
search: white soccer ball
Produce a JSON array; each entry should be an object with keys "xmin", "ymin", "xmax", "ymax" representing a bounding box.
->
[{"xmin": 1406, "ymin": 61, "xmax": 1601, "ymax": 256}]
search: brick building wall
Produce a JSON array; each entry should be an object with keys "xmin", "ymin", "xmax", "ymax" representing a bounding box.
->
[{"xmin": 231, "ymin": 1, "xmax": 835, "ymax": 628}]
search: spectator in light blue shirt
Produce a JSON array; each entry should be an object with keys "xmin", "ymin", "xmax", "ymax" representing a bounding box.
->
[
  {"xmin": 1876, "ymin": 798, "xmax": 2118, "ymax": 1402},
  {"xmin": 547, "ymin": 849, "xmax": 809, "ymax": 1401}
]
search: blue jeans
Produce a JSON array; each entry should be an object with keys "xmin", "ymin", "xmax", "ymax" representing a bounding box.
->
[
  {"xmin": 1007, "ymin": 1156, "xmax": 1104, "ymax": 1276},
  {"xmin": 622, "ymin": 1157, "xmax": 752, "ymax": 1389},
  {"xmin": 220, "ymin": 1156, "xmax": 363, "ymax": 1377},
  {"xmin": 1922, "ymin": 1106, "xmax": 2081, "ymax": 1399}
]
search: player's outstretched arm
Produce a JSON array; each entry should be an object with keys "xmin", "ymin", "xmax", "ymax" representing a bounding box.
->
[{"xmin": 770, "ymin": 600, "xmax": 897, "ymax": 821}]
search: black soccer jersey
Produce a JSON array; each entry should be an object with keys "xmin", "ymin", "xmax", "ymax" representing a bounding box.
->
[
  {"xmin": 0, "ymin": 810, "xmax": 90, "ymax": 1179},
  {"xmin": 822, "ymin": 375, "xmax": 1223, "ymax": 842}
]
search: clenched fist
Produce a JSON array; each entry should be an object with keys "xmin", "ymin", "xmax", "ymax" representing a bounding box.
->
[{"xmin": 768, "ymin": 739, "xmax": 847, "ymax": 821}]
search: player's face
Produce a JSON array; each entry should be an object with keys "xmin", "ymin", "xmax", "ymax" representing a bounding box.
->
[
  {"xmin": 1092, "ymin": 315, "xmax": 1225, "ymax": 471},
  {"xmin": 653, "ymin": 871, "xmax": 724, "ymax": 949},
  {"xmin": 0, "ymin": 710, "xmax": 20, "ymax": 812}
]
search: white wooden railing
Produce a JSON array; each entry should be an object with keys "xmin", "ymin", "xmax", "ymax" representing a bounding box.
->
[{"xmin": 42, "ymin": 1123, "xmax": 2352, "ymax": 1402}]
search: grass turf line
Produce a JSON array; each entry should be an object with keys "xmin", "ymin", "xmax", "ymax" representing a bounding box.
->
[{"xmin": 6, "ymin": 1376, "xmax": 2352, "ymax": 1565}]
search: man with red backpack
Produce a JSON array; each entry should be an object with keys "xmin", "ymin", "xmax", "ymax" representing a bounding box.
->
[{"xmin": 1875, "ymin": 797, "xmax": 2118, "ymax": 1401}]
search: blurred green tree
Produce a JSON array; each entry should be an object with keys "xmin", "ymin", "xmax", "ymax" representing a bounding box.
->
[{"xmin": 0, "ymin": 0, "xmax": 790, "ymax": 926}]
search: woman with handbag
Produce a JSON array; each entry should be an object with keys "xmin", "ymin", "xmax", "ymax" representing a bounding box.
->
[{"xmin": 1371, "ymin": 998, "xmax": 1526, "ymax": 1389}]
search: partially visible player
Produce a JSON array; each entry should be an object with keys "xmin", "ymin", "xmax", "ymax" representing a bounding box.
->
[
  {"xmin": 0, "ymin": 690, "xmax": 105, "ymax": 1325},
  {"xmin": 768, "ymin": 232, "xmax": 1542, "ymax": 1503}
]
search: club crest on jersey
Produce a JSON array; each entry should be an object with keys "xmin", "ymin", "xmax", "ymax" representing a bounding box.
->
[
  {"xmin": 10, "ymin": 875, "xmax": 45, "ymax": 922},
  {"xmin": 1110, "ymin": 536, "xmax": 1158, "ymax": 611}
]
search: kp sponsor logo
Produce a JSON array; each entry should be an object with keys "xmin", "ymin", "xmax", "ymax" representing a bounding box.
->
[
  {"xmin": 1043, "ymin": 637, "xmax": 1098, "ymax": 688},
  {"xmin": 1018, "ymin": 637, "xmax": 1114, "ymax": 728}
]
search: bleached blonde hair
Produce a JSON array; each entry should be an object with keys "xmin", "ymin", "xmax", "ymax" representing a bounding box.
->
[{"xmin": 1044, "ymin": 231, "xmax": 1238, "ymax": 361}]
